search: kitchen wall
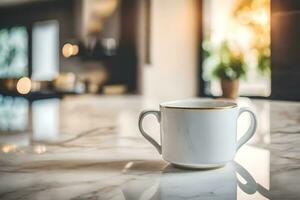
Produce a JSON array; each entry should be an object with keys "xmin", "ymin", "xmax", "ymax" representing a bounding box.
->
[{"xmin": 140, "ymin": 0, "xmax": 199, "ymax": 99}]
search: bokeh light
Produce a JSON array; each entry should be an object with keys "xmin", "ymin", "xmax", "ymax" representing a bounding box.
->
[
  {"xmin": 72, "ymin": 44, "xmax": 79, "ymax": 56},
  {"xmin": 62, "ymin": 43, "xmax": 79, "ymax": 57},
  {"xmin": 1, "ymin": 144, "xmax": 17, "ymax": 153},
  {"xmin": 62, "ymin": 43, "xmax": 73, "ymax": 58},
  {"xmin": 16, "ymin": 77, "xmax": 32, "ymax": 94}
]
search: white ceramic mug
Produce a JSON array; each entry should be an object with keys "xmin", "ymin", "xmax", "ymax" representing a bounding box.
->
[{"xmin": 138, "ymin": 99, "xmax": 257, "ymax": 169}]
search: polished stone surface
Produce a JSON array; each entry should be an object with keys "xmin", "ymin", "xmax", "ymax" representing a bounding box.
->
[{"xmin": 0, "ymin": 95, "xmax": 299, "ymax": 200}]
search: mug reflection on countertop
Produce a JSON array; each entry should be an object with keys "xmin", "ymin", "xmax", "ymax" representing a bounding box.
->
[{"xmin": 121, "ymin": 161, "xmax": 260, "ymax": 200}]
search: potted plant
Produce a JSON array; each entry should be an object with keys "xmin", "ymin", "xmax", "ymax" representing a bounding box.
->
[{"xmin": 212, "ymin": 42, "xmax": 246, "ymax": 99}]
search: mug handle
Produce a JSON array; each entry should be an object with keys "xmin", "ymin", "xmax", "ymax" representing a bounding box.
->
[
  {"xmin": 236, "ymin": 107, "xmax": 257, "ymax": 151},
  {"xmin": 138, "ymin": 110, "xmax": 162, "ymax": 154}
]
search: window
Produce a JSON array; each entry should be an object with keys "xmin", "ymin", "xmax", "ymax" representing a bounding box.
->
[
  {"xmin": 32, "ymin": 20, "xmax": 59, "ymax": 81},
  {"xmin": 202, "ymin": 0, "xmax": 271, "ymax": 97},
  {"xmin": 0, "ymin": 26, "xmax": 28, "ymax": 78}
]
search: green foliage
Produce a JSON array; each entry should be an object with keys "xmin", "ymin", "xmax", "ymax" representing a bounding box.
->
[
  {"xmin": 212, "ymin": 42, "xmax": 246, "ymax": 80},
  {"xmin": 257, "ymin": 48, "xmax": 270, "ymax": 76}
]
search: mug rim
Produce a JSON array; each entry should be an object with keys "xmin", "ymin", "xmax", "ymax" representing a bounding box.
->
[{"xmin": 159, "ymin": 99, "xmax": 237, "ymax": 110}]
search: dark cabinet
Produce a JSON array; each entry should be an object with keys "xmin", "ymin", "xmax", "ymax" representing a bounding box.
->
[{"xmin": 271, "ymin": 0, "xmax": 300, "ymax": 100}]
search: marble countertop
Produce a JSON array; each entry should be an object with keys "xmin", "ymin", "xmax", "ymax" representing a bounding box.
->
[{"xmin": 0, "ymin": 95, "xmax": 299, "ymax": 200}]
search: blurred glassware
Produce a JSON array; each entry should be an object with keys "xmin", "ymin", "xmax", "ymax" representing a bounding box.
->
[
  {"xmin": 103, "ymin": 84, "xmax": 127, "ymax": 95},
  {"xmin": 54, "ymin": 73, "xmax": 76, "ymax": 92},
  {"xmin": 102, "ymin": 38, "xmax": 117, "ymax": 56}
]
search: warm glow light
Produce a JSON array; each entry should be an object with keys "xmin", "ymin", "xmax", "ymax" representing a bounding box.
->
[
  {"xmin": 93, "ymin": 0, "xmax": 118, "ymax": 18},
  {"xmin": 62, "ymin": 43, "xmax": 79, "ymax": 57},
  {"xmin": 16, "ymin": 77, "xmax": 31, "ymax": 94},
  {"xmin": 252, "ymin": 10, "xmax": 269, "ymax": 26},
  {"xmin": 62, "ymin": 43, "xmax": 73, "ymax": 58},
  {"xmin": 2, "ymin": 144, "xmax": 17, "ymax": 153},
  {"xmin": 87, "ymin": 20, "xmax": 103, "ymax": 35},
  {"xmin": 72, "ymin": 45, "xmax": 79, "ymax": 56},
  {"xmin": 233, "ymin": 26, "xmax": 253, "ymax": 51},
  {"xmin": 34, "ymin": 145, "xmax": 46, "ymax": 154}
]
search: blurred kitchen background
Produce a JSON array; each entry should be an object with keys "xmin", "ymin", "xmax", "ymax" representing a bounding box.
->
[{"xmin": 0, "ymin": 0, "xmax": 299, "ymax": 133}]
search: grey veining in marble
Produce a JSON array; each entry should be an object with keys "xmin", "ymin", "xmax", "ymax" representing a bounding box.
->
[{"xmin": 0, "ymin": 95, "xmax": 299, "ymax": 200}]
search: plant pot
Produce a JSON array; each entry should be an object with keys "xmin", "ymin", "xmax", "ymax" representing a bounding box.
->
[{"xmin": 221, "ymin": 79, "xmax": 239, "ymax": 99}]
